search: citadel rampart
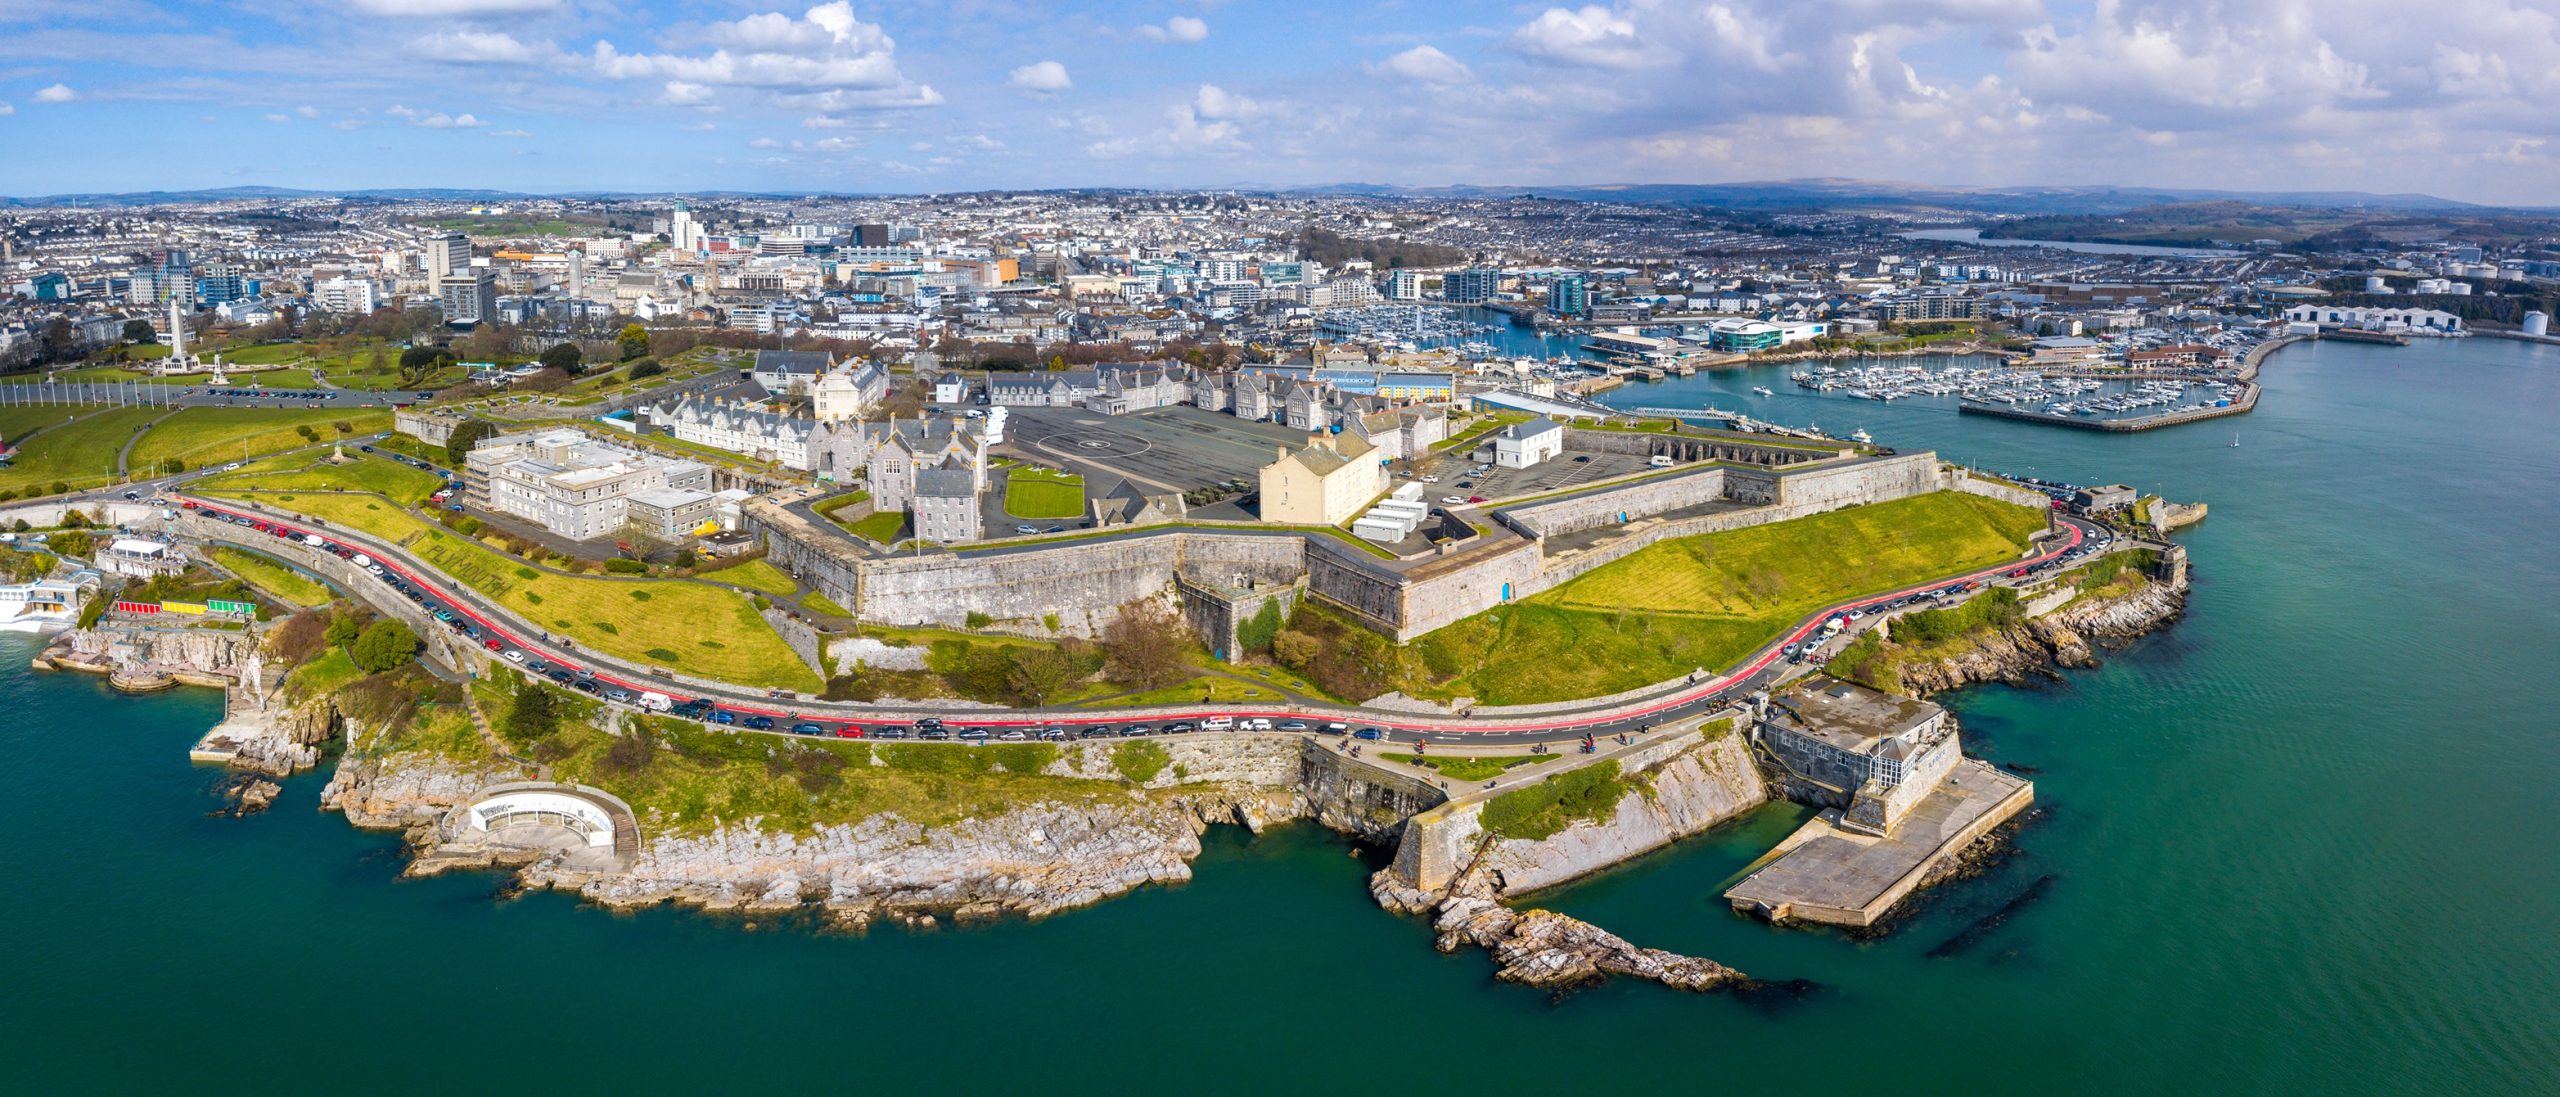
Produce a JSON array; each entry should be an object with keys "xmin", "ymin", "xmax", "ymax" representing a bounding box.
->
[{"xmin": 743, "ymin": 450, "xmax": 1966, "ymax": 646}]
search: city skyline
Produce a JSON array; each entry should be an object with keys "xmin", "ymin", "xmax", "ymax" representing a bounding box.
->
[{"xmin": 1, "ymin": 1, "xmax": 2558, "ymax": 205}]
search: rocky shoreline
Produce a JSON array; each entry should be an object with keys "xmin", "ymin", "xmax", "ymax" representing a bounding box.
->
[{"xmin": 1888, "ymin": 571, "xmax": 2188, "ymax": 697}]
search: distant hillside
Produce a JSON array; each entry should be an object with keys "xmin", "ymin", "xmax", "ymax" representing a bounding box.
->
[{"xmin": 1286, "ymin": 179, "xmax": 2498, "ymax": 216}]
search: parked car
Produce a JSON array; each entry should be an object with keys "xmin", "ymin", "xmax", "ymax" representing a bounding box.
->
[
  {"xmin": 1277, "ymin": 720, "xmax": 1311, "ymax": 731},
  {"xmin": 741, "ymin": 715, "xmax": 776, "ymax": 730},
  {"xmin": 1352, "ymin": 727, "xmax": 1384, "ymax": 741},
  {"xmin": 790, "ymin": 722, "xmax": 825, "ymax": 736}
]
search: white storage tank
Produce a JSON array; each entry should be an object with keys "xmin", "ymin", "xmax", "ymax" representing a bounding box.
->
[{"xmin": 2525, "ymin": 311, "xmax": 2551, "ymax": 337}]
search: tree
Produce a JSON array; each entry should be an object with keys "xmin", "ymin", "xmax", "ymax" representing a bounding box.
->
[
  {"xmin": 324, "ymin": 614, "xmax": 363, "ymax": 649},
  {"xmin": 1099, "ymin": 598, "xmax": 1191, "ymax": 689},
  {"xmin": 350, "ymin": 619, "xmax": 421, "ymax": 672},
  {"xmin": 626, "ymin": 358, "xmax": 664, "ymax": 380},
  {"xmin": 616, "ymin": 323, "xmax": 651, "ymax": 361},
  {"xmin": 505, "ymin": 679, "xmax": 560, "ymax": 743},
  {"xmin": 1237, "ymin": 599, "xmax": 1284, "ymax": 657},
  {"xmin": 445, "ymin": 419, "xmax": 496, "ymax": 465},
  {"xmin": 158, "ymin": 457, "xmax": 185, "ymax": 475},
  {"xmin": 399, "ymin": 344, "xmax": 455, "ymax": 388},
  {"xmin": 122, "ymin": 319, "xmax": 158, "ymax": 345},
  {"xmin": 539, "ymin": 341, "xmax": 585, "ymax": 376}
]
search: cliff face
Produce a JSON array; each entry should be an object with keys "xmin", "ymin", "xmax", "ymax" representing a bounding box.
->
[
  {"xmin": 554, "ymin": 792, "xmax": 1244, "ymax": 926},
  {"xmin": 321, "ymin": 739, "xmax": 515, "ymax": 836},
  {"xmin": 68, "ymin": 623, "xmax": 261, "ymax": 677},
  {"xmin": 1476, "ymin": 733, "xmax": 1768, "ymax": 896},
  {"xmin": 1890, "ymin": 573, "xmax": 2187, "ymax": 697}
]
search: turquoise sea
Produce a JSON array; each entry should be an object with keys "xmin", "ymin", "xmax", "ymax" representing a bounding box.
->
[{"xmin": 4, "ymin": 337, "xmax": 2556, "ymax": 1094}]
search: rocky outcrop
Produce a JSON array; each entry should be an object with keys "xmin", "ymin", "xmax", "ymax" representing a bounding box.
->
[
  {"xmin": 321, "ymin": 745, "xmax": 515, "ymax": 839},
  {"xmin": 216, "ymin": 775, "xmax": 281, "ymax": 816},
  {"xmin": 554, "ymin": 789, "xmax": 1297, "ymax": 926},
  {"xmin": 1399, "ymin": 865, "xmax": 1747, "ymax": 994},
  {"xmin": 1890, "ymin": 572, "xmax": 2187, "ymax": 697}
]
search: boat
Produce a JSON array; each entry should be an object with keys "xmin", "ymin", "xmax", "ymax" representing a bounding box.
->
[
  {"xmin": 2230, "ymin": 435, "xmax": 2240, "ymax": 448},
  {"xmin": 1851, "ymin": 428, "xmax": 1874, "ymax": 444},
  {"xmin": 1752, "ymin": 386, "xmax": 1775, "ymax": 397}
]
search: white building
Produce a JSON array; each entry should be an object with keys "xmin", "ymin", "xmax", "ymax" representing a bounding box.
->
[
  {"xmin": 809, "ymin": 359, "xmax": 891, "ymax": 423},
  {"xmin": 1490, "ymin": 418, "xmax": 1566, "ymax": 468},
  {"xmin": 314, "ymin": 276, "xmax": 378, "ymax": 314},
  {"xmin": 465, "ymin": 429, "xmax": 711, "ymax": 541},
  {"xmin": 2281, "ymin": 305, "xmax": 2465, "ymax": 334},
  {"xmin": 650, "ymin": 395, "xmax": 814, "ymax": 470}
]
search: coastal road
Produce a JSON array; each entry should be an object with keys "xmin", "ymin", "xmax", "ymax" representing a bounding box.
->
[{"xmin": 166, "ymin": 489, "xmax": 2098, "ymax": 748}]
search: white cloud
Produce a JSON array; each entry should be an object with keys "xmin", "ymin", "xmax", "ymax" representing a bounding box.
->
[
  {"xmin": 489, "ymin": 128, "xmax": 531, "ymax": 137},
  {"xmin": 414, "ymin": 29, "xmax": 549, "ymax": 63},
  {"xmin": 958, "ymin": 133, "xmax": 1004, "ymax": 150},
  {"xmin": 348, "ymin": 0, "xmax": 561, "ymax": 15},
  {"xmin": 1137, "ymin": 15, "xmax": 1209, "ymax": 43},
  {"xmin": 1190, "ymin": 83, "xmax": 1261, "ymax": 121},
  {"xmin": 389, "ymin": 105, "xmax": 489, "ymax": 128},
  {"xmin": 33, "ymin": 83, "xmax": 74, "ymax": 103},
  {"xmin": 1008, "ymin": 60, "xmax": 1072, "ymax": 94},
  {"xmin": 1376, "ymin": 45, "xmax": 1472, "ymax": 85},
  {"xmin": 1511, "ymin": 5, "xmax": 1673, "ymax": 69},
  {"xmin": 296, "ymin": 105, "xmax": 320, "ymax": 119},
  {"xmin": 661, "ymin": 81, "xmax": 713, "ymax": 105},
  {"xmin": 0, "ymin": 102, "xmax": 13, "ymax": 117},
  {"xmin": 263, "ymin": 112, "xmax": 290, "ymax": 122},
  {"xmin": 592, "ymin": 2, "xmax": 912, "ymax": 91},
  {"xmin": 814, "ymin": 135, "xmax": 861, "ymax": 151},
  {"xmin": 749, "ymin": 137, "xmax": 783, "ymax": 148}
]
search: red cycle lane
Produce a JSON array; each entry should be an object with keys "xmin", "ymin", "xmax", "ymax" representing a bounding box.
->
[{"xmin": 180, "ymin": 496, "xmax": 2085, "ymax": 740}]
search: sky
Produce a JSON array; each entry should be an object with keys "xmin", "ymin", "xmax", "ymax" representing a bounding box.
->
[{"xmin": 1, "ymin": 0, "xmax": 2557, "ymax": 205}]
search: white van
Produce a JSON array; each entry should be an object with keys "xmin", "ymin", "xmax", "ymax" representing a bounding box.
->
[
  {"xmin": 1649, "ymin": 455, "xmax": 1677, "ymax": 468},
  {"xmin": 638, "ymin": 691, "xmax": 674, "ymax": 713},
  {"xmin": 1201, "ymin": 715, "xmax": 1233, "ymax": 730}
]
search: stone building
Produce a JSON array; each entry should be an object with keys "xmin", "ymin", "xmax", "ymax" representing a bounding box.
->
[
  {"xmin": 911, "ymin": 465, "xmax": 983, "ymax": 543},
  {"xmin": 1259, "ymin": 432, "xmax": 1386, "ymax": 527},
  {"xmin": 1760, "ymin": 676, "xmax": 1964, "ymax": 835},
  {"xmin": 650, "ymin": 394, "xmax": 814, "ymax": 469},
  {"xmin": 809, "ymin": 414, "xmax": 989, "ymax": 516}
]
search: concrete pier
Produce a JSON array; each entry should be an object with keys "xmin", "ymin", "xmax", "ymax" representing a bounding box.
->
[{"xmin": 1724, "ymin": 759, "xmax": 2031, "ymax": 928}]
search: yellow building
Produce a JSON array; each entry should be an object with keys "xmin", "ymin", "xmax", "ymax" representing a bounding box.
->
[{"xmin": 1258, "ymin": 433, "xmax": 1386, "ymax": 526}]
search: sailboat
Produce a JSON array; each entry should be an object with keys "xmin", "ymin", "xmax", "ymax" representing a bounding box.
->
[{"xmin": 2229, "ymin": 434, "xmax": 2240, "ymax": 448}]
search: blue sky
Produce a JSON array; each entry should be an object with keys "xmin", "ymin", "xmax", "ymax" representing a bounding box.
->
[{"xmin": 1, "ymin": 1, "xmax": 2557, "ymax": 204}]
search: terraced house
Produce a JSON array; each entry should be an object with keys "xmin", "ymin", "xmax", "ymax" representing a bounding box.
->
[{"xmin": 649, "ymin": 394, "xmax": 814, "ymax": 469}]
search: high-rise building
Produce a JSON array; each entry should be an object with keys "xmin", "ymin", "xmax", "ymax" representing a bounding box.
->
[
  {"xmin": 565, "ymin": 250, "xmax": 586, "ymax": 299},
  {"xmin": 1444, "ymin": 267, "xmax": 1500, "ymax": 304},
  {"xmin": 194, "ymin": 262, "xmax": 250, "ymax": 306},
  {"xmin": 1549, "ymin": 274, "xmax": 1588, "ymax": 318},
  {"xmin": 315, "ymin": 276, "xmax": 378, "ymax": 314},
  {"xmin": 852, "ymin": 223, "xmax": 892, "ymax": 247},
  {"xmin": 438, "ymin": 269, "xmax": 497, "ymax": 326},
  {"xmin": 424, "ymin": 233, "xmax": 470, "ymax": 283},
  {"xmin": 670, "ymin": 200, "xmax": 703, "ymax": 254},
  {"xmin": 1387, "ymin": 269, "xmax": 1424, "ymax": 301}
]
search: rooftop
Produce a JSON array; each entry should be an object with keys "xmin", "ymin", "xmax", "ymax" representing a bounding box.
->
[{"xmin": 1772, "ymin": 675, "xmax": 1945, "ymax": 756}]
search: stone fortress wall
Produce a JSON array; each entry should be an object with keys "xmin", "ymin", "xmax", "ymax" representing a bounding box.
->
[{"xmin": 745, "ymin": 449, "xmax": 1970, "ymax": 646}]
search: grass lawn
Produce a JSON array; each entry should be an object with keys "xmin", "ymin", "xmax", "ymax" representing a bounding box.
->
[
  {"xmin": 128, "ymin": 407, "xmax": 390, "ymax": 474},
  {"xmin": 0, "ymin": 404, "xmax": 106, "ymax": 447},
  {"xmin": 0, "ymin": 406, "xmax": 164, "ymax": 493},
  {"xmin": 510, "ymin": 712, "xmax": 1137, "ymax": 835},
  {"xmin": 1081, "ymin": 675, "xmax": 1284, "ymax": 708},
  {"xmin": 192, "ymin": 452, "xmax": 445, "ymax": 503},
  {"xmin": 218, "ymin": 343, "xmax": 314, "ymax": 366},
  {"xmin": 285, "ymin": 648, "xmax": 367, "ymax": 699},
  {"xmin": 1399, "ymin": 491, "xmax": 2050, "ymax": 705},
  {"xmin": 203, "ymin": 489, "xmax": 821, "ymax": 692},
  {"xmin": 1003, "ymin": 467, "xmax": 1087, "ymax": 519},
  {"xmin": 211, "ymin": 547, "xmax": 335, "ymax": 606},
  {"xmin": 846, "ymin": 509, "xmax": 906, "ymax": 544},
  {"xmin": 800, "ymin": 591, "xmax": 853, "ymax": 616},
  {"xmin": 2, "ymin": 364, "xmax": 160, "ymax": 384},
  {"xmin": 1382, "ymin": 752, "xmax": 1559, "ymax": 782},
  {"xmin": 697, "ymin": 557, "xmax": 798, "ymax": 596}
]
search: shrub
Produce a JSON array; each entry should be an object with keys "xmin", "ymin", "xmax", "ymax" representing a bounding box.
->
[
  {"xmin": 627, "ymin": 358, "xmax": 665, "ymax": 380},
  {"xmin": 964, "ymin": 610, "xmax": 993, "ymax": 630},
  {"xmin": 604, "ymin": 558, "xmax": 646, "ymax": 574},
  {"xmin": 1112, "ymin": 740, "xmax": 1171, "ymax": 784},
  {"xmin": 349, "ymin": 619, "xmax": 421, "ymax": 672},
  {"xmin": 597, "ymin": 729, "xmax": 657, "ymax": 776},
  {"xmin": 1480, "ymin": 761, "xmax": 1627, "ymax": 841},
  {"xmin": 984, "ymin": 743, "xmax": 1057, "ymax": 775},
  {"xmin": 502, "ymin": 680, "xmax": 560, "ymax": 745}
]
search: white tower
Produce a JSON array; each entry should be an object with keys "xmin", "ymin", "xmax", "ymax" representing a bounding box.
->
[{"xmin": 164, "ymin": 297, "xmax": 188, "ymax": 376}]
